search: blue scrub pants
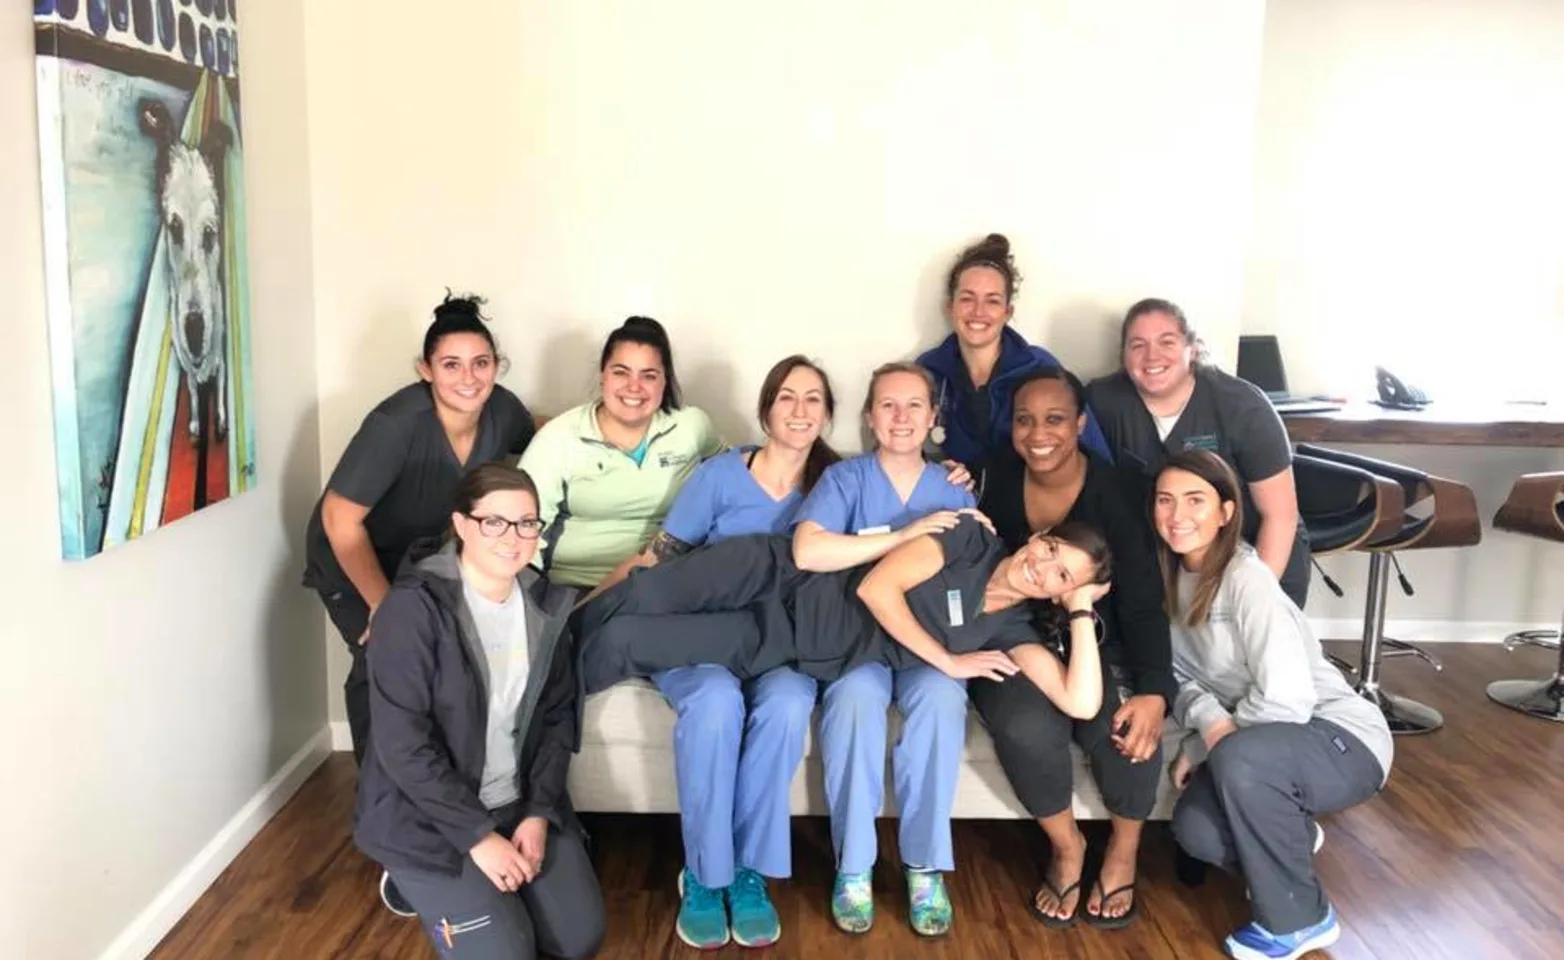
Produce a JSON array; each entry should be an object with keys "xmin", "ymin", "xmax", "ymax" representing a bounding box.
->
[
  {"xmin": 653, "ymin": 663, "xmax": 817, "ymax": 889},
  {"xmin": 818, "ymin": 662, "xmax": 969, "ymax": 874}
]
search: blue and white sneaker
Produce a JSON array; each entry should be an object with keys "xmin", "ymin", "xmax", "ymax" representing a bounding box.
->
[
  {"xmin": 727, "ymin": 868, "xmax": 781, "ymax": 947},
  {"xmin": 676, "ymin": 867, "xmax": 731, "ymax": 950},
  {"xmin": 1225, "ymin": 904, "xmax": 1341, "ymax": 960}
]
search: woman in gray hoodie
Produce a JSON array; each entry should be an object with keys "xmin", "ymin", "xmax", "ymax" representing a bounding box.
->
[{"xmin": 1152, "ymin": 450, "xmax": 1392, "ymax": 960}]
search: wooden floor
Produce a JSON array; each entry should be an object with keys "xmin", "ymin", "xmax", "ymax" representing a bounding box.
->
[{"xmin": 151, "ymin": 642, "xmax": 1564, "ymax": 960}]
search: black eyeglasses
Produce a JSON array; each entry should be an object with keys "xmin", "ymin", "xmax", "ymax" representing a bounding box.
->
[{"xmin": 467, "ymin": 513, "xmax": 546, "ymax": 539}]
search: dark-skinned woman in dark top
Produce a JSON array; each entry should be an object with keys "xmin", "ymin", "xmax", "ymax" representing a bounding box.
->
[{"xmin": 971, "ymin": 366, "xmax": 1174, "ymax": 931}]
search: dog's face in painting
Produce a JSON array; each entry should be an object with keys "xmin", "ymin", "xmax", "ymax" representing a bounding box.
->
[
  {"xmin": 138, "ymin": 97, "xmax": 233, "ymax": 438},
  {"xmin": 139, "ymin": 98, "xmax": 230, "ymax": 372}
]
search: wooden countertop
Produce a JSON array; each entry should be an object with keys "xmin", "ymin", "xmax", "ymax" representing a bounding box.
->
[{"xmin": 1281, "ymin": 400, "xmax": 1564, "ymax": 446}]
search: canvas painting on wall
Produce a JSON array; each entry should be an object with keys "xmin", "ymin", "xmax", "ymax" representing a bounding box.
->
[{"xmin": 34, "ymin": 1, "xmax": 256, "ymax": 560}]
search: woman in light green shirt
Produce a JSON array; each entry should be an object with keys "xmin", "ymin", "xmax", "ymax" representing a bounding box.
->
[{"xmin": 519, "ymin": 316, "xmax": 723, "ymax": 588}]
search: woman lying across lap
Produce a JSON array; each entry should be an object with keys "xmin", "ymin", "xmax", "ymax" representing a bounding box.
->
[
  {"xmin": 575, "ymin": 513, "xmax": 1114, "ymax": 739},
  {"xmin": 1154, "ymin": 450, "xmax": 1393, "ymax": 960},
  {"xmin": 353, "ymin": 463, "xmax": 605, "ymax": 960}
]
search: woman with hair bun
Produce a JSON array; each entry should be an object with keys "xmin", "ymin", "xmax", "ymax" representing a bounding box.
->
[
  {"xmin": 303, "ymin": 291, "xmax": 539, "ymax": 916},
  {"xmin": 917, "ymin": 233, "xmax": 1113, "ymax": 478}
]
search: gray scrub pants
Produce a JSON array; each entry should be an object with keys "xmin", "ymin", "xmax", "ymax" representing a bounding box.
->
[
  {"xmin": 1171, "ymin": 719, "xmax": 1384, "ymax": 934},
  {"xmin": 389, "ymin": 804, "xmax": 605, "ymax": 960}
]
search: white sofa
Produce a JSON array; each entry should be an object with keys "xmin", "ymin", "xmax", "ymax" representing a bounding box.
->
[{"xmin": 567, "ymin": 679, "xmax": 1180, "ymax": 821}]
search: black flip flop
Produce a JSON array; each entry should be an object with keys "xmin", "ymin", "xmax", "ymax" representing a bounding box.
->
[
  {"xmin": 1027, "ymin": 877, "xmax": 1083, "ymax": 929},
  {"xmin": 1084, "ymin": 879, "xmax": 1139, "ymax": 930}
]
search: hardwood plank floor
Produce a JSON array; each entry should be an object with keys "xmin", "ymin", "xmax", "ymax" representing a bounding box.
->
[{"xmin": 151, "ymin": 642, "xmax": 1564, "ymax": 959}]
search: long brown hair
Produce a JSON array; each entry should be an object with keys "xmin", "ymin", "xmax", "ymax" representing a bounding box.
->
[
  {"xmin": 1154, "ymin": 450, "xmax": 1243, "ymax": 626},
  {"xmin": 756, "ymin": 354, "xmax": 841, "ymax": 495}
]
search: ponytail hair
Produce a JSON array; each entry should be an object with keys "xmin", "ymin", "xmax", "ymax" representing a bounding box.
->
[
  {"xmin": 756, "ymin": 354, "xmax": 841, "ymax": 495},
  {"xmin": 600, "ymin": 316, "xmax": 683, "ymax": 412},
  {"xmin": 1120, "ymin": 297, "xmax": 1212, "ymax": 369}
]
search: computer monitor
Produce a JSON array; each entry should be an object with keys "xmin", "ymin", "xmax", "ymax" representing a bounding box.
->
[{"xmin": 1237, "ymin": 335, "xmax": 1289, "ymax": 400}]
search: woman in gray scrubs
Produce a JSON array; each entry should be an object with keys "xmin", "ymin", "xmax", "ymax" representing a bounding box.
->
[{"xmin": 1086, "ymin": 298, "xmax": 1310, "ymax": 608}]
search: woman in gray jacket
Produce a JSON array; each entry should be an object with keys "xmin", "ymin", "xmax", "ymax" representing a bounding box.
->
[{"xmin": 1152, "ymin": 450, "xmax": 1392, "ymax": 960}]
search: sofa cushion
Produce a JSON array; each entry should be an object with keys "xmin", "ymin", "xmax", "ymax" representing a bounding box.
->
[{"xmin": 573, "ymin": 679, "xmax": 1182, "ymax": 820}]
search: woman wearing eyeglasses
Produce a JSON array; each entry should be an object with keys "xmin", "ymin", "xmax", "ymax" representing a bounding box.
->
[{"xmin": 354, "ymin": 462, "xmax": 605, "ymax": 960}]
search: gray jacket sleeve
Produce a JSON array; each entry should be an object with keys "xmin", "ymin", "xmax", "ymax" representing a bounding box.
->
[{"xmin": 1229, "ymin": 560, "xmax": 1317, "ymax": 726}]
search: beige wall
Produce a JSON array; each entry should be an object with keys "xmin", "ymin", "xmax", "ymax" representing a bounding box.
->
[
  {"xmin": 306, "ymin": 0, "xmax": 1271, "ymax": 727},
  {"xmin": 1244, "ymin": 0, "xmax": 1564, "ymax": 631},
  {"xmin": 0, "ymin": 2, "xmax": 326, "ymax": 957}
]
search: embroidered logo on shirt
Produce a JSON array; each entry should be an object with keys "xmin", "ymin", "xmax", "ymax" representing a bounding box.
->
[
  {"xmin": 946, "ymin": 589, "xmax": 964, "ymax": 627},
  {"xmin": 1181, "ymin": 434, "xmax": 1221, "ymax": 452},
  {"xmin": 658, "ymin": 451, "xmax": 695, "ymax": 469}
]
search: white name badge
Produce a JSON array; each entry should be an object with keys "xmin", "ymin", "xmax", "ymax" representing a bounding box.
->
[
  {"xmin": 857, "ymin": 525, "xmax": 891, "ymax": 536},
  {"xmin": 946, "ymin": 589, "xmax": 964, "ymax": 627}
]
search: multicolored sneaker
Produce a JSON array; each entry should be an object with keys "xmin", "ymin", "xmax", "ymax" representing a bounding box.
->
[
  {"xmin": 831, "ymin": 870, "xmax": 874, "ymax": 934},
  {"xmin": 1224, "ymin": 904, "xmax": 1341, "ymax": 960},
  {"xmin": 675, "ymin": 867, "xmax": 730, "ymax": 950},
  {"xmin": 727, "ymin": 868, "xmax": 781, "ymax": 948},
  {"xmin": 905, "ymin": 868, "xmax": 953, "ymax": 937}
]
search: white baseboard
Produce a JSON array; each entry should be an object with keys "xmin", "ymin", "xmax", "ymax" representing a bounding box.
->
[
  {"xmin": 330, "ymin": 720, "xmax": 353, "ymax": 752},
  {"xmin": 1307, "ymin": 618, "xmax": 1552, "ymax": 644},
  {"xmin": 100, "ymin": 727, "xmax": 333, "ymax": 960}
]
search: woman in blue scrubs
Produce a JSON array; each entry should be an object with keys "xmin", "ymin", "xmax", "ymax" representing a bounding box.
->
[
  {"xmin": 592, "ymin": 355, "xmax": 840, "ymax": 951},
  {"xmin": 790, "ymin": 361, "xmax": 982, "ymax": 937}
]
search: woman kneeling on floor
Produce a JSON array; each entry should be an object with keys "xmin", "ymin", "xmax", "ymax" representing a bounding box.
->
[
  {"xmin": 353, "ymin": 463, "xmax": 606, "ymax": 960},
  {"xmin": 1155, "ymin": 450, "xmax": 1392, "ymax": 960}
]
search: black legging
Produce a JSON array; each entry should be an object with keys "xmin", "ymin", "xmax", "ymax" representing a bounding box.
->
[{"xmin": 574, "ymin": 534, "xmax": 801, "ymax": 694}]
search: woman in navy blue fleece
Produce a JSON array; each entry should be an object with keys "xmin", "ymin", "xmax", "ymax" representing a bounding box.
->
[{"xmin": 916, "ymin": 233, "xmax": 1112, "ymax": 476}]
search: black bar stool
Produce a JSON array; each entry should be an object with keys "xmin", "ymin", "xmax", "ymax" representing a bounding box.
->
[
  {"xmin": 1486, "ymin": 471, "xmax": 1564, "ymax": 722},
  {"xmin": 1293, "ymin": 452, "xmax": 1407, "ymax": 673},
  {"xmin": 1294, "ymin": 444, "xmax": 1482, "ymax": 735}
]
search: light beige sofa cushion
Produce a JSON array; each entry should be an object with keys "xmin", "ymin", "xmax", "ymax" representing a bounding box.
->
[{"xmin": 567, "ymin": 679, "xmax": 1179, "ymax": 821}]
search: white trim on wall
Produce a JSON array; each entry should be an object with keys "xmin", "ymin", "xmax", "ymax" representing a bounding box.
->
[
  {"xmin": 330, "ymin": 721, "xmax": 353, "ymax": 752},
  {"xmin": 100, "ymin": 728, "xmax": 333, "ymax": 960}
]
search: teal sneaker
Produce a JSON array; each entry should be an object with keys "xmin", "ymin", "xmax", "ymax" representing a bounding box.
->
[
  {"xmin": 831, "ymin": 870, "xmax": 874, "ymax": 934},
  {"xmin": 675, "ymin": 867, "xmax": 730, "ymax": 950},
  {"xmin": 727, "ymin": 868, "xmax": 781, "ymax": 948},
  {"xmin": 905, "ymin": 868, "xmax": 953, "ymax": 937}
]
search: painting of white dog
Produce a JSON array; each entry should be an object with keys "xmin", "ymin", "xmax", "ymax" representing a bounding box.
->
[{"xmin": 34, "ymin": 1, "xmax": 256, "ymax": 560}]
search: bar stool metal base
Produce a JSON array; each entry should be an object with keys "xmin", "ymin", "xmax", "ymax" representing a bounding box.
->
[
  {"xmin": 1358, "ymin": 685, "xmax": 1444, "ymax": 735},
  {"xmin": 1486, "ymin": 626, "xmax": 1563, "ymax": 722},
  {"xmin": 1485, "ymin": 677, "xmax": 1564, "ymax": 722}
]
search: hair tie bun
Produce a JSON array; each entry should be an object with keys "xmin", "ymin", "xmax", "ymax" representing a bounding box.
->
[
  {"xmin": 623, "ymin": 315, "xmax": 663, "ymax": 333},
  {"xmin": 981, "ymin": 233, "xmax": 1010, "ymax": 255},
  {"xmin": 435, "ymin": 290, "xmax": 487, "ymax": 321}
]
